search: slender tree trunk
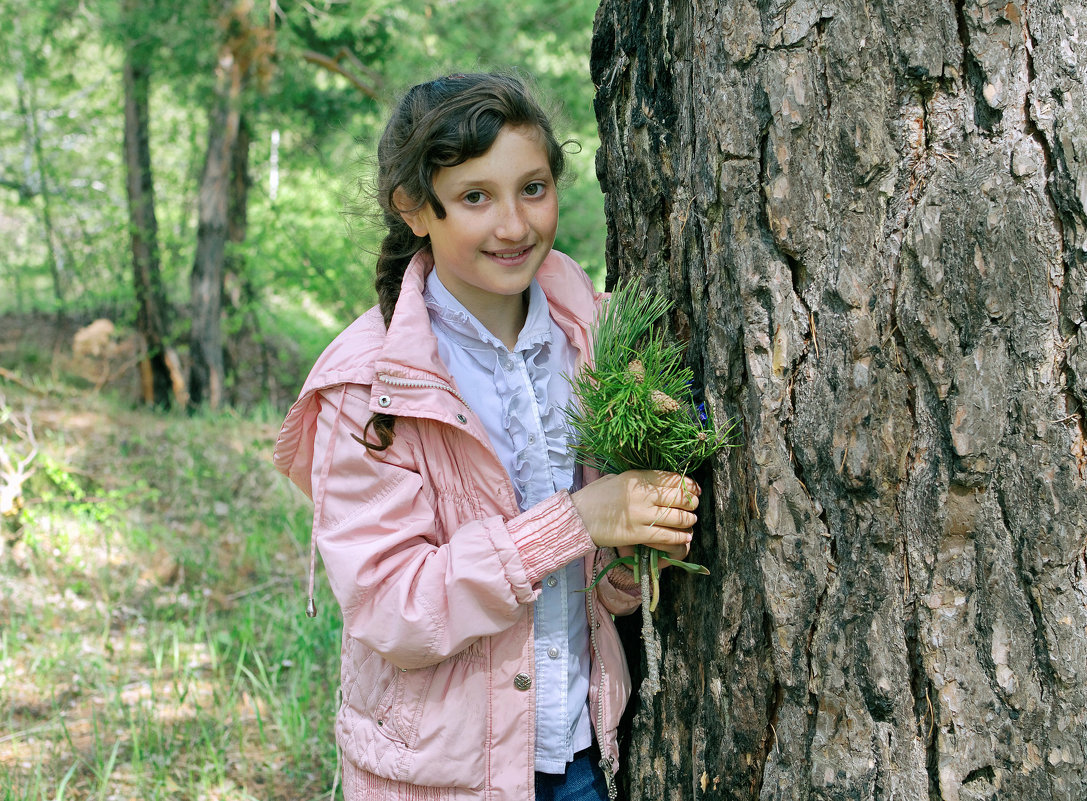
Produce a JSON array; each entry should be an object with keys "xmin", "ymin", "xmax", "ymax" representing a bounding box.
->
[
  {"xmin": 189, "ymin": 17, "xmax": 245, "ymax": 409},
  {"xmin": 122, "ymin": 8, "xmax": 173, "ymax": 407},
  {"xmin": 15, "ymin": 68, "xmax": 65, "ymax": 308},
  {"xmin": 592, "ymin": 0, "xmax": 1087, "ymax": 799},
  {"xmin": 224, "ymin": 116, "xmax": 257, "ymax": 405},
  {"xmin": 228, "ymin": 116, "xmax": 250, "ymax": 254}
]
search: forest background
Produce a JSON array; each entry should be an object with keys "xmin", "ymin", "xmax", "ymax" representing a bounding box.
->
[{"xmin": 0, "ymin": 0, "xmax": 604, "ymax": 798}]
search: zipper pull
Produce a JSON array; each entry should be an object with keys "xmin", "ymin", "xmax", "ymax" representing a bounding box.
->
[{"xmin": 600, "ymin": 755, "xmax": 617, "ymax": 800}]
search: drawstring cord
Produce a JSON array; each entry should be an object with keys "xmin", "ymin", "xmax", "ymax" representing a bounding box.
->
[
  {"xmin": 307, "ymin": 385, "xmax": 349, "ymax": 618},
  {"xmin": 306, "ymin": 538, "xmax": 318, "ymax": 618}
]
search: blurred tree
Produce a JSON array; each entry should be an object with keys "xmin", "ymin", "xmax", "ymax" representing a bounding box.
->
[
  {"xmin": 121, "ymin": 0, "xmax": 174, "ymax": 406},
  {"xmin": 189, "ymin": 0, "xmax": 274, "ymax": 408},
  {"xmin": 10, "ymin": 12, "xmax": 68, "ymax": 307},
  {"xmin": 1, "ymin": 0, "xmax": 138, "ymax": 316}
]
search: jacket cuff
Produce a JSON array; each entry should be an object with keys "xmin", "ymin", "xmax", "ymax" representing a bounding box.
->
[{"xmin": 509, "ymin": 490, "xmax": 595, "ymax": 586}]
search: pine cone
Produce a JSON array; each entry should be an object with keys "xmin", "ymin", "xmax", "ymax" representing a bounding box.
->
[
  {"xmin": 627, "ymin": 359, "xmax": 646, "ymax": 382},
  {"xmin": 651, "ymin": 389, "xmax": 681, "ymax": 413}
]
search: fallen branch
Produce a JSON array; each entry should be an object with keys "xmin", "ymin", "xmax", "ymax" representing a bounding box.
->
[
  {"xmin": 0, "ymin": 366, "xmax": 43, "ymax": 394},
  {"xmin": 0, "ymin": 400, "xmax": 38, "ymax": 517}
]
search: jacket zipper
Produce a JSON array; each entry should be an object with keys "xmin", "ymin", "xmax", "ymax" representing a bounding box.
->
[
  {"xmin": 377, "ymin": 372, "xmax": 472, "ymax": 410},
  {"xmin": 586, "ymin": 562, "xmax": 618, "ymax": 800}
]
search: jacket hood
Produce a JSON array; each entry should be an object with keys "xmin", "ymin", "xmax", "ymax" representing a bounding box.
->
[{"xmin": 272, "ymin": 247, "xmax": 598, "ymax": 498}]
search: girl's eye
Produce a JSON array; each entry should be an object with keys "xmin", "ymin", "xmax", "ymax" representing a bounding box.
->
[
  {"xmin": 464, "ymin": 190, "xmax": 485, "ymax": 204},
  {"xmin": 523, "ymin": 182, "xmax": 546, "ymax": 197}
]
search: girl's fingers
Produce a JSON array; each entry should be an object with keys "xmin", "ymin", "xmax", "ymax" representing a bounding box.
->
[
  {"xmin": 657, "ymin": 486, "xmax": 699, "ymax": 511},
  {"xmin": 647, "ymin": 526, "xmax": 693, "ymax": 546},
  {"xmin": 646, "ymin": 507, "xmax": 697, "ymax": 530},
  {"xmin": 645, "ymin": 474, "xmax": 700, "ymax": 508},
  {"xmin": 656, "ymin": 541, "xmax": 692, "ymax": 562},
  {"xmin": 572, "ymin": 471, "xmax": 702, "ymax": 549}
]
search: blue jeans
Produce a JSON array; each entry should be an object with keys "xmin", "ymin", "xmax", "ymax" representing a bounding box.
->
[{"xmin": 535, "ymin": 751, "xmax": 610, "ymax": 801}]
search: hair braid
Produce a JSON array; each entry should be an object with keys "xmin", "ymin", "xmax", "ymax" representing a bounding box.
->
[{"xmin": 373, "ymin": 211, "xmax": 424, "ymax": 328}]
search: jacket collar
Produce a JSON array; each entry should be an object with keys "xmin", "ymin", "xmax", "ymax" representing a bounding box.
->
[{"xmin": 378, "ymin": 248, "xmax": 598, "ymax": 384}]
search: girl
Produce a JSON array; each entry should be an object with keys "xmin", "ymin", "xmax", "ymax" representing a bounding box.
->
[{"xmin": 274, "ymin": 73, "xmax": 702, "ymax": 801}]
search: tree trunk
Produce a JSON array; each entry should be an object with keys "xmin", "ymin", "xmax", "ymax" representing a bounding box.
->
[
  {"xmin": 591, "ymin": 0, "xmax": 1087, "ymax": 799},
  {"xmin": 224, "ymin": 116, "xmax": 262, "ymax": 405},
  {"xmin": 189, "ymin": 13, "xmax": 246, "ymax": 409},
  {"xmin": 15, "ymin": 67, "xmax": 65, "ymax": 308},
  {"xmin": 122, "ymin": 5, "xmax": 174, "ymax": 407}
]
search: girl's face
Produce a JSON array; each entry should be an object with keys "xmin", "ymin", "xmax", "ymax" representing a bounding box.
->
[{"xmin": 400, "ymin": 125, "xmax": 559, "ymax": 325}]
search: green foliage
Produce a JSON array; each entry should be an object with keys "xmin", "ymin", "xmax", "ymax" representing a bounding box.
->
[
  {"xmin": 0, "ymin": 0, "xmax": 607, "ymax": 393},
  {"xmin": 0, "ymin": 0, "xmax": 131, "ymax": 312},
  {"xmin": 0, "ymin": 387, "xmax": 341, "ymax": 799},
  {"xmin": 567, "ymin": 282, "xmax": 737, "ymax": 476}
]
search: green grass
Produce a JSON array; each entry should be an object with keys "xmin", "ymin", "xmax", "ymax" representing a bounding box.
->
[{"xmin": 0, "ymin": 383, "xmax": 342, "ymax": 800}]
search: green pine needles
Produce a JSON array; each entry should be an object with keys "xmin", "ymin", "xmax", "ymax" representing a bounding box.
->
[
  {"xmin": 567, "ymin": 280, "xmax": 737, "ymax": 699},
  {"xmin": 567, "ymin": 282, "xmax": 735, "ymax": 476}
]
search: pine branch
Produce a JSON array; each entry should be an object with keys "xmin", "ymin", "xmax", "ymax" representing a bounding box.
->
[{"xmin": 567, "ymin": 280, "xmax": 738, "ymax": 700}]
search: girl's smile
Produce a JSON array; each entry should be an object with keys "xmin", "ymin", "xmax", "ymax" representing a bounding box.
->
[{"xmin": 399, "ymin": 125, "xmax": 559, "ymax": 346}]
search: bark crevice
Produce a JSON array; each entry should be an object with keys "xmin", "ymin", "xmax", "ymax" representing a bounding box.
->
[
  {"xmin": 953, "ymin": 0, "xmax": 1004, "ymax": 132},
  {"xmin": 996, "ymin": 480, "xmax": 1057, "ymax": 697}
]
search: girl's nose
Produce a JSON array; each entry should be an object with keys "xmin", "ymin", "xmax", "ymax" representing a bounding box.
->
[{"xmin": 495, "ymin": 201, "xmax": 529, "ymax": 241}]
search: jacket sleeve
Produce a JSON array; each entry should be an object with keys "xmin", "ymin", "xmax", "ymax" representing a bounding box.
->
[{"xmin": 310, "ymin": 384, "xmax": 597, "ymax": 670}]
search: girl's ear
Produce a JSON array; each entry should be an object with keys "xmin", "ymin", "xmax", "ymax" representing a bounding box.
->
[{"xmin": 393, "ymin": 187, "xmax": 429, "ymax": 238}]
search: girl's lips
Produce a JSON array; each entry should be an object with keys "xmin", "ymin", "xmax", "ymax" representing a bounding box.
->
[{"xmin": 484, "ymin": 245, "xmax": 534, "ymax": 266}]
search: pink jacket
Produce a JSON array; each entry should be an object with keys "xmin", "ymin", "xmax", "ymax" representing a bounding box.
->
[{"xmin": 273, "ymin": 249, "xmax": 638, "ymax": 800}]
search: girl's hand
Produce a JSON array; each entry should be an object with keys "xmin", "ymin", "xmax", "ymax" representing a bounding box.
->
[{"xmin": 571, "ymin": 470, "xmax": 700, "ymax": 552}]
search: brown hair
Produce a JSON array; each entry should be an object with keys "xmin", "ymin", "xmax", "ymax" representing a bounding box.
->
[{"xmin": 365, "ymin": 72, "xmax": 568, "ymax": 450}]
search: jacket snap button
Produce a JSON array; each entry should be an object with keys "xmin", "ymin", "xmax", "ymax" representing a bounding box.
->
[
  {"xmin": 456, "ymin": 413, "xmax": 467, "ymax": 424},
  {"xmin": 378, "ymin": 395, "xmax": 392, "ymax": 408},
  {"xmin": 514, "ymin": 672, "xmax": 532, "ymax": 691}
]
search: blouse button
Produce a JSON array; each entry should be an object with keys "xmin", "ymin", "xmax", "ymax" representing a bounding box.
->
[
  {"xmin": 377, "ymin": 395, "xmax": 391, "ymax": 408},
  {"xmin": 528, "ymin": 435, "xmax": 536, "ymax": 444},
  {"xmin": 514, "ymin": 672, "xmax": 532, "ymax": 691},
  {"xmin": 547, "ymin": 647, "xmax": 560, "ymax": 660},
  {"xmin": 456, "ymin": 413, "xmax": 468, "ymax": 424},
  {"xmin": 546, "ymin": 575, "xmax": 558, "ymax": 588}
]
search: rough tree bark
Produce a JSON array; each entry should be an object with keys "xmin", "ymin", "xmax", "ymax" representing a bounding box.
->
[
  {"xmin": 591, "ymin": 0, "xmax": 1086, "ymax": 799},
  {"xmin": 122, "ymin": 0, "xmax": 174, "ymax": 407}
]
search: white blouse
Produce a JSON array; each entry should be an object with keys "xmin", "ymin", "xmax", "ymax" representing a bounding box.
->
[{"xmin": 423, "ymin": 269, "xmax": 593, "ymax": 774}]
